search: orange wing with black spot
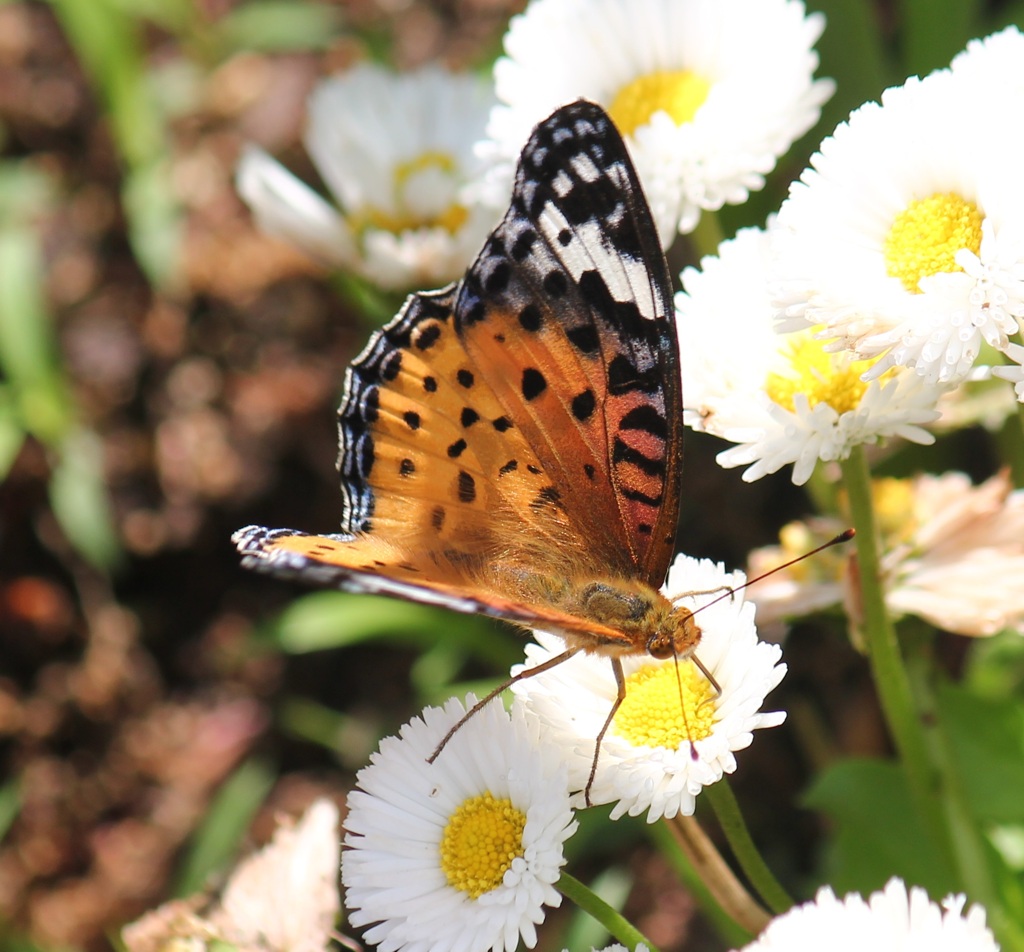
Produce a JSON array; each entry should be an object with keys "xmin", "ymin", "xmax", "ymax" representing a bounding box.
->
[
  {"xmin": 454, "ymin": 104, "xmax": 680, "ymax": 581},
  {"xmin": 234, "ymin": 100, "xmax": 681, "ymax": 628}
]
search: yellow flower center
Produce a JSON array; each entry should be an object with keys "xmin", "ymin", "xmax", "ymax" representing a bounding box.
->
[
  {"xmin": 883, "ymin": 192, "xmax": 983, "ymax": 293},
  {"xmin": 765, "ymin": 329, "xmax": 888, "ymax": 415},
  {"xmin": 439, "ymin": 792, "xmax": 526, "ymax": 899},
  {"xmin": 775, "ymin": 521, "xmax": 816, "ymax": 582},
  {"xmin": 394, "ymin": 150, "xmax": 456, "ymax": 185},
  {"xmin": 613, "ymin": 661, "xmax": 716, "ymax": 748},
  {"xmin": 353, "ymin": 150, "xmax": 468, "ymax": 236},
  {"xmin": 870, "ymin": 477, "xmax": 917, "ymax": 543},
  {"xmin": 608, "ymin": 70, "xmax": 711, "ymax": 137}
]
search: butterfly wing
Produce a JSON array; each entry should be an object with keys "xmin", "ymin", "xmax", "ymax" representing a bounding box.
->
[
  {"xmin": 235, "ymin": 100, "xmax": 681, "ymax": 624},
  {"xmin": 234, "ymin": 524, "xmax": 632, "ymax": 645},
  {"xmin": 234, "ymin": 281, "xmax": 596, "ymax": 614},
  {"xmin": 455, "ymin": 101, "xmax": 680, "ymax": 582}
]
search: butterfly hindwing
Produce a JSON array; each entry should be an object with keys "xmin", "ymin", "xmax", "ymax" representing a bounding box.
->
[
  {"xmin": 233, "ymin": 524, "xmax": 636, "ymax": 645},
  {"xmin": 335, "ymin": 286, "xmax": 568, "ymax": 554}
]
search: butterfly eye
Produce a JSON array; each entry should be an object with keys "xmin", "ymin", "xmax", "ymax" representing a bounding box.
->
[{"xmin": 646, "ymin": 632, "xmax": 675, "ymax": 660}]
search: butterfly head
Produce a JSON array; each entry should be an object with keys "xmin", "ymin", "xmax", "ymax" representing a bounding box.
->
[{"xmin": 646, "ymin": 603, "xmax": 702, "ymax": 661}]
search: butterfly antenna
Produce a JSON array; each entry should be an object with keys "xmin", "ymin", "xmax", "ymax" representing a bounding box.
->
[
  {"xmin": 674, "ymin": 528, "xmax": 855, "ymax": 617},
  {"xmin": 674, "ymin": 528, "xmax": 854, "ymax": 734}
]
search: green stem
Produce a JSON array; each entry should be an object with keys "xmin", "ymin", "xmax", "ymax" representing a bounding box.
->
[
  {"xmin": 901, "ymin": 626, "xmax": 1004, "ymax": 934},
  {"xmin": 647, "ymin": 822, "xmax": 752, "ymax": 949},
  {"xmin": 689, "ymin": 210, "xmax": 725, "ymax": 261},
  {"xmin": 557, "ymin": 871, "xmax": 660, "ymax": 952},
  {"xmin": 705, "ymin": 780, "xmax": 792, "ymax": 915},
  {"xmin": 839, "ymin": 448, "xmax": 952, "ymax": 860}
]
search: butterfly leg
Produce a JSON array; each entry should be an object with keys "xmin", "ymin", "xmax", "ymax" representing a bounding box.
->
[
  {"xmin": 690, "ymin": 652, "xmax": 722, "ymax": 700},
  {"xmin": 671, "ymin": 584, "xmax": 736, "ymax": 606},
  {"xmin": 427, "ymin": 646, "xmax": 581, "ymax": 765},
  {"xmin": 585, "ymin": 658, "xmax": 627, "ymax": 808}
]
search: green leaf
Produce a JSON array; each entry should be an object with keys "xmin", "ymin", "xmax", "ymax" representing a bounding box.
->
[
  {"xmin": 213, "ymin": 1, "xmax": 342, "ymax": 55},
  {"xmin": 261, "ymin": 589, "xmax": 518, "ymax": 668},
  {"xmin": 48, "ymin": 0, "xmax": 162, "ymax": 166},
  {"xmin": 994, "ymin": 6, "xmax": 1024, "ymax": 31},
  {"xmin": 47, "ymin": 0, "xmax": 185, "ymax": 290},
  {"xmin": 561, "ymin": 867, "xmax": 632, "ymax": 952},
  {"xmin": 804, "ymin": 758, "xmax": 958, "ymax": 896},
  {"xmin": 938, "ymin": 684, "xmax": 1024, "ymax": 825},
  {"xmin": 277, "ymin": 696, "xmax": 380, "ymax": 767},
  {"xmin": 903, "ymin": 0, "xmax": 984, "ymax": 77},
  {"xmin": 965, "ymin": 628, "xmax": 1024, "ymax": 699},
  {"xmin": 103, "ymin": 0, "xmax": 194, "ymax": 36},
  {"xmin": 0, "ymin": 225, "xmax": 73, "ymax": 444},
  {"xmin": 0, "ymin": 777, "xmax": 20, "ymax": 842},
  {"xmin": 0, "ymin": 161, "xmax": 55, "ymax": 224},
  {"xmin": 122, "ymin": 158, "xmax": 184, "ymax": 291},
  {"xmin": 0, "ymin": 390, "xmax": 26, "ymax": 480},
  {"xmin": 173, "ymin": 757, "xmax": 276, "ymax": 897},
  {"xmin": 48, "ymin": 429, "xmax": 121, "ymax": 571},
  {"xmin": 810, "ymin": 0, "xmax": 891, "ymax": 124}
]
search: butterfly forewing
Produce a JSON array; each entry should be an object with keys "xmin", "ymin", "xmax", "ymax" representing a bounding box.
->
[
  {"xmin": 455, "ymin": 102, "xmax": 680, "ymax": 583},
  {"xmin": 235, "ymin": 99, "xmax": 682, "ymax": 626}
]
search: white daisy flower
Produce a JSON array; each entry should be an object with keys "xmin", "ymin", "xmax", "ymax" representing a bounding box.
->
[
  {"xmin": 772, "ymin": 51, "xmax": 1024, "ymax": 388},
  {"xmin": 748, "ymin": 470, "xmax": 1024, "ymax": 637},
  {"xmin": 485, "ymin": 0, "xmax": 833, "ymax": 243},
  {"xmin": 950, "ymin": 25, "xmax": 1024, "ymax": 93},
  {"xmin": 735, "ymin": 878, "xmax": 996, "ymax": 952},
  {"xmin": 677, "ymin": 226, "xmax": 948, "ymax": 485},
  {"xmin": 238, "ymin": 63, "xmax": 500, "ymax": 291},
  {"xmin": 992, "ymin": 342, "xmax": 1024, "ymax": 400},
  {"xmin": 511, "ymin": 556, "xmax": 785, "ymax": 823},
  {"xmin": 342, "ymin": 695, "xmax": 576, "ymax": 952}
]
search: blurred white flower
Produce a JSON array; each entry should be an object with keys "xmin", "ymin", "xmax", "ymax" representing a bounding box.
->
[
  {"xmin": 772, "ymin": 37, "xmax": 1024, "ymax": 388},
  {"xmin": 342, "ymin": 695, "xmax": 576, "ymax": 952},
  {"xmin": 677, "ymin": 226, "xmax": 947, "ymax": 485},
  {"xmin": 512, "ymin": 556, "xmax": 785, "ymax": 822},
  {"xmin": 748, "ymin": 470, "xmax": 1024, "ymax": 637},
  {"xmin": 122, "ymin": 798, "xmax": 341, "ymax": 952},
  {"xmin": 485, "ymin": 0, "xmax": 832, "ymax": 243},
  {"xmin": 238, "ymin": 63, "xmax": 500, "ymax": 291},
  {"xmin": 735, "ymin": 878, "xmax": 996, "ymax": 952}
]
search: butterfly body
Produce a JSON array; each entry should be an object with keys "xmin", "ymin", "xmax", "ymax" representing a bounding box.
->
[
  {"xmin": 484, "ymin": 562, "xmax": 700, "ymax": 659},
  {"xmin": 235, "ymin": 101, "xmax": 700, "ymax": 779}
]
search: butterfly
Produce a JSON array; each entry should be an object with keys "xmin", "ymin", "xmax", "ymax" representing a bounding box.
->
[{"xmin": 234, "ymin": 100, "xmax": 703, "ymax": 797}]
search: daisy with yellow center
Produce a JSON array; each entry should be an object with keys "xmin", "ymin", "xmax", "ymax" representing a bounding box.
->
[
  {"xmin": 772, "ymin": 41, "xmax": 1024, "ymax": 389},
  {"xmin": 512, "ymin": 556, "xmax": 784, "ymax": 822},
  {"xmin": 237, "ymin": 63, "xmax": 501, "ymax": 292},
  {"xmin": 484, "ymin": 0, "xmax": 833, "ymax": 243},
  {"xmin": 676, "ymin": 227, "xmax": 948, "ymax": 486},
  {"xmin": 342, "ymin": 696, "xmax": 576, "ymax": 952}
]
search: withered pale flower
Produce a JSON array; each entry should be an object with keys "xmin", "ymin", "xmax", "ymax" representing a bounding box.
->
[{"xmin": 748, "ymin": 470, "xmax": 1024, "ymax": 637}]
